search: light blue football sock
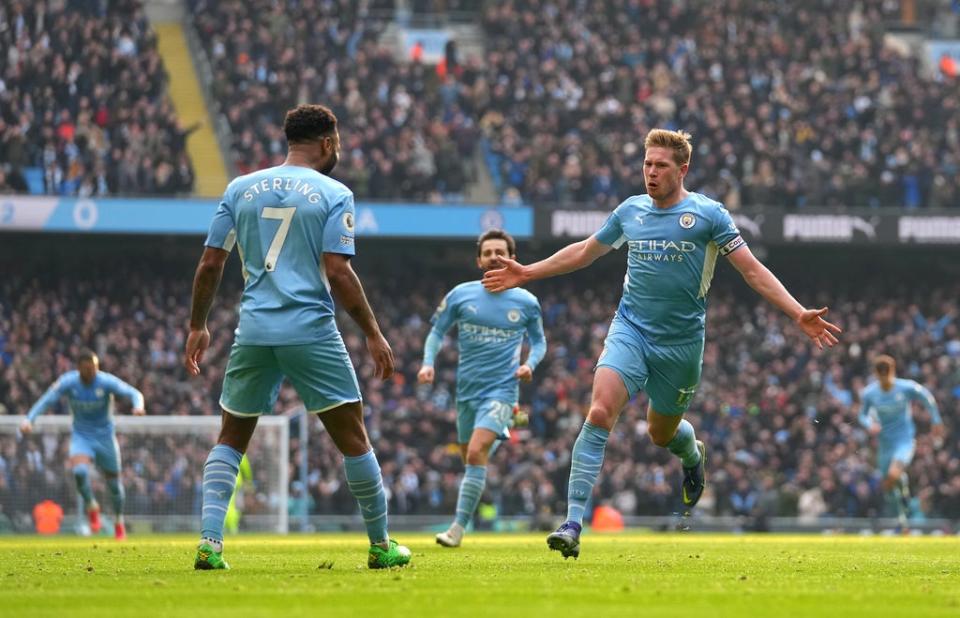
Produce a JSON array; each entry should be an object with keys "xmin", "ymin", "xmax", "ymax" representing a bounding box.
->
[
  {"xmin": 73, "ymin": 463, "xmax": 94, "ymax": 508},
  {"xmin": 566, "ymin": 421, "xmax": 610, "ymax": 525},
  {"xmin": 106, "ymin": 476, "xmax": 125, "ymax": 517},
  {"xmin": 200, "ymin": 444, "xmax": 242, "ymax": 543},
  {"xmin": 454, "ymin": 465, "xmax": 488, "ymax": 527},
  {"xmin": 666, "ymin": 419, "xmax": 701, "ymax": 468},
  {"xmin": 344, "ymin": 450, "xmax": 389, "ymax": 544}
]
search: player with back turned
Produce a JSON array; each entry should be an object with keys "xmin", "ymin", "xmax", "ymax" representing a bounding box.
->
[
  {"xmin": 484, "ymin": 129, "xmax": 842, "ymax": 559},
  {"xmin": 418, "ymin": 230, "xmax": 546, "ymax": 547},
  {"xmin": 184, "ymin": 103, "xmax": 410, "ymax": 570}
]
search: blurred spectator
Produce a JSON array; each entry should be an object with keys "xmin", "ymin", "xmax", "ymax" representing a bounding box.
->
[
  {"xmin": 478, "ymin": 0, "xmax": 960, "ymax": 208},
  {"xmin": 188, "ymin": 0, "xmax": 477, "ymax": 202},
  {"xmin": 0, "ymin": 0, "xmax": 195, "ymax": 196}
]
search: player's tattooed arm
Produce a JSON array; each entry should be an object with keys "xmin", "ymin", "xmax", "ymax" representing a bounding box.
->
[
  {"xmin": 189, "ymin": 247, "xmax": 230, "ymax": 330},
  {"xmin": 184, "ymin": 247, "xmax": 229, "ymax": 376},
  {"xmin": 324, "ymin": 252, "xmax": 395, "ymax": 379}
]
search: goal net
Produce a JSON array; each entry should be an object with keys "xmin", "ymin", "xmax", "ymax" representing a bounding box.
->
[{"xmin": 0, "ymin": 416, "xmax": 289, "ymax": 535}]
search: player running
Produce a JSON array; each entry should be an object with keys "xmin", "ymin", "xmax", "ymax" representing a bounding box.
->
[
  {"xmin": 484, "ymin": 129, "xmax": 841, "ymax": 559},
  {"xmin": 858, "ymin": 355, "xmax": 944, "ymax": 528},
  {"xmin": 20, "ymin": 350, "xmax": 145, "ymax": 540},
  {"xmin": 185, "ymin": 104, "xmax": 410, "ymax": 570},
  {"xmin": 418, "ymin": 230, "xmax": 546, "ymax": 548}
]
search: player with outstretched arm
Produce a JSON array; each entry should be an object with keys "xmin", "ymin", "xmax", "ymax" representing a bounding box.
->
[
  {"xmin": 21, "ymin": 350, "xmax": 145, "ymax": 540},
  {"xmin": 484, "ymin": 129, "xmax": 841, "ymax": 559}
]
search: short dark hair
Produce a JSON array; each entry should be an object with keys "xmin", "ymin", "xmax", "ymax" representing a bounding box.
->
[
  {"xmin": 77, "ymin": 349, "xmax": 98, "ymax": 364},
  {"xmin": 874, "ymin": 354, "xmax": 895, "ymax": 376},
  {"xmin": 283, "ymin": 104, "xmax": 338, "ymax": 144},
  {"xmin": 477, "ymin": 229, "xmax": 516, "ymax": 258}
]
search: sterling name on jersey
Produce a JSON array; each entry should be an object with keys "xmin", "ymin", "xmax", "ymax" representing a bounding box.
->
[
  {"xmin": 26, "ymin": 371, "xmax": 145, "ymax": 434},
  {"xmin": 430, "ymin": 281, "xmax": 544, "ymax": 403},
  {"xmin": 594, "ymin": 192, "xmax": 745, "ymax": 344},
  {"xmin": 205, "ymin": 165, "xmax": 356, "ymax": 346},
  {"xmin": 858, "ymin": 378, "xmax": 940, "ymax": 441}
]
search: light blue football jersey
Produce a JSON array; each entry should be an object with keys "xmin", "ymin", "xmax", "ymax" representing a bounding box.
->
[
  {"xmin": 594, "ymin": 192, "xmax": 745, "ymax": 345},
  {"xmin": 427, "ymin": 281, "xmax": 545, "ymax": 403},
  {"xmin": 26, "ymin": 371, "xmax": 145, "ymax": 433},
  {"xmin": 858, "ymin": 378, "xmax": 941, "ymax": 442},
  {"xmin": 205, "ymin": 165, "xmax": 356, "ymax": 346}
]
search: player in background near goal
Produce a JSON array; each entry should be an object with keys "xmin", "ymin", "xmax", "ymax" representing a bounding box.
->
[{"xmin": 21, "ymin": 349, "xmax": 145, "ymax": 540}]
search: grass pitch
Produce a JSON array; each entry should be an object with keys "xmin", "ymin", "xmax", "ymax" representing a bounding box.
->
[{"xmin": 2, "ymin": 533, "xmax": 958, "ymax": 618}]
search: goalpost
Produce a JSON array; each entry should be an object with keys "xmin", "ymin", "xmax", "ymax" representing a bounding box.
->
[{"xmin": 0, "ymin": 416, "xmax": 289, "ymax": 535}]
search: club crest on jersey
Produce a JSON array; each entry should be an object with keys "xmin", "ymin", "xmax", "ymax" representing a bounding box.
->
[
  {"xmin": 679, "ymin": 213, "xmax": 696, "ymax": 229},
  {"xmin": 95, "ymin": 389, "xmax": 104, "ymax": 398},
  {"xmin": 342, "ymin": 212, "xmax": 355, "ymax": 232},
  {"xmin": 507, "ymin": 309, "xmax": 521, "ymax": 323}
]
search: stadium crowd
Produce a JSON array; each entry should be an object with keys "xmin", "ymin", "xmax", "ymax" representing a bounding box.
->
[
  {"xmin": 3, "ymin": 0, "xmax": 957, "ymax": 209},
  {"xmin": 1, "ymin": 243, "xmax": 958, "ymax": 532},
  {"xmin": 188, "ymin": 0, "xmax": 478, "ymax": 202},
  {"xmin": 0, "ymin": 0, "xmax": 196, "ymax": 197},
  {"xmin": 184, "ymin": 0, "xmax": 959, "ymax": 208},
  {"xmin": 478, "ymin": 0, "xmax": 960, "ymax": 208}
]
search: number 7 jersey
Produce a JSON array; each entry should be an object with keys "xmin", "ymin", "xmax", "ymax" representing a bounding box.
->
[{"xmin": 205, "ymin": 165, "xmax": 356, "ymax": 346}]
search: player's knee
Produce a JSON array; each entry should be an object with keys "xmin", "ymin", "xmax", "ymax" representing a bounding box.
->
[
  {"xmin": 586, "ymin": 404, "xmax": 616, "ymax": 430},
  {"xmin": 465, "ymin": 445, "xmax": 489, "ymax": 466},
  {"xmin": 73, "ymin": 463, "xmax": 89, "ymax": 477},
  {"xmin": 647, "ymin": 425, "xmax": 673, "ymax": 448}
]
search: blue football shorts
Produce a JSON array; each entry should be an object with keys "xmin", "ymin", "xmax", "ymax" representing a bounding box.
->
[
  {"xmin": 595, "ymin": 315, "xmax": 705, "ymax": 416},
  {"xmin": 70, "ymin": 429, "xmax": 121, "ymax": 473},
  {"xmin": 877, "ymin": 438, "xmax": 915, "ymax": 476},
  {"xmin": 219, "ymin": 335, "xmax": 361, "ymax": 417},
  {"xmin": 455, "ymin": 399, "xmax": 514, "ymax": 444}
]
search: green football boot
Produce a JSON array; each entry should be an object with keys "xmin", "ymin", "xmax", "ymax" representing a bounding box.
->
[
  {"xmin": 367, "ymin": 539, "xmax": 412, "ymax": 569},
  {"xmin": 681, "ymin": 440, "xmax": 707, "ymax": 508},
  {"xmin": 194, "ymin": 542, "xmax": 230, "ymax": 570}
]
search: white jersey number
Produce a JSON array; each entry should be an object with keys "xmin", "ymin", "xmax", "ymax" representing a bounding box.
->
[{"xmin": 261, "ymin": 207, "xmax": 296, "ymax": 272}]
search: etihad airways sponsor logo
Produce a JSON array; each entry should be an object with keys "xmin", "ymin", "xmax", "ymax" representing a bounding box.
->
[
  {"xmin": 628, "ymin": 239, "xmax": 696, "ymax": 262},
  {"xmin": 629, "ymin": 239, "xmax": 697, "ymax": 252},
  {"xmin": 898, "ymin": 216, "xmax": 960, "ymax": 244},
  {"xmin": 783, "ymin": 215, "xmax": 877, "ymax": 241},
  {"xmin": 460, "ymin": 322, "xmax": 522, "ymax": 344}
]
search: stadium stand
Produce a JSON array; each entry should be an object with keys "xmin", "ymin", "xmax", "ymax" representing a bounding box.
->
[
  {"xmin": 0, "ymin": 0, "xmax": 196, "ymax": 196},
  {"xmin": 478, "ymin": 0, "xmax": 960, "ymax": 208},
  {"xmin": 187, "ymin": 0, "xmax": 478, "ymax": 202}
]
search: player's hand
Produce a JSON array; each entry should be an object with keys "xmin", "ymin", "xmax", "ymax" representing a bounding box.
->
[
  {"xmin": 367, "ymin": 333, "xmax": 395, "ymax": 380},
  {"xmin": 132, "ymin": 407, "xmax": 146, "ymax": 416},
  {"xmin": 417, "ymin": 366, "xmax": 435, "ymax": 384},
  {"xmin": 869, "ymin": 423, "xmax": 882, "ymax": 437},
  {"xmin": 932, "ymin": 423, "xmax": 947, "ymax": 441},
  {"xmin": 19, "ymin": 419, "xmax": 33, "ymax": 435},
  {"xmin": 796, "ymin": 307, "xmax": 842, "ymax": 350},
  {"xmin": 483, "ymin": 257, "xmax": 527, "ymax": 292},
  {"xmin": 515, "ymin": 364, "xmax": 533, "ymax": 382},
  {"xmin": 184, "ymin": 327, "xmax": 211, "ymax": 377}
]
